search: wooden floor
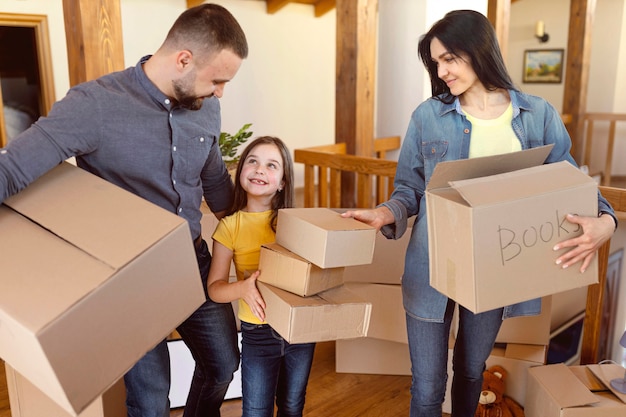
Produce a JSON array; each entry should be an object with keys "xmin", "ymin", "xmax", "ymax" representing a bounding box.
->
[{"xmin": 0, "ymin": 342, "xmax": 455, "ymax": 417}]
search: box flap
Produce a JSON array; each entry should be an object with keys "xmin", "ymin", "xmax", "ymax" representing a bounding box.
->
[
  {"xmin": 426, "ymin": 145, "xmax": 553, "ymax": 191},
  {"xmin": 530, "ymin": 363, "xmax": 599, "ymax": 408},
  {"xmin": 3, "ymin": 162, "xmax": 186, "ymax": 269},
  {"xmin": 450, "ymin": 161, "xmax": 595, "ymax": 207},
  {"xmin": 588, "ymin": 364, "xmax": 626, "ymax": 403}
]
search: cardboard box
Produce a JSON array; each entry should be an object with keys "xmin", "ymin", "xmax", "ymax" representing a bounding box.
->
[
  {"xmin": 275, "ymin": 208, "xmax": 376, "ymax": 268},
  {"xmin": 258, "ymin": 243, "xmax": 344, "ymax": 296},
  {"xmin": 5, "ymin": 364, "xmax": 126, "ymax": 417},
  {"xmin": 258, "ymin": 282, "xmax": 371, "ymax": 343},
  {"xmin": 526, "ymin": 364, "xmax": 626, "ymax": 417},
  {"xmin": 495, "ymin": 296, "xmax": 552, "ymax": 345},
  {"xmin": 426, "ymin": 146, "xmax": 599, "ymax": 313},
  {"xmin": 0, "ymin": 163, "xmax": 205, "ymax": 415},
  {"xmin": 344, "ymin": 283, "xmax": 407, "ymax": 344},
  {"xmin": 335, "ymin": 337, "xmax": 411, "ymax": 376},
  {"xmin": 342, "ymin": 219, "xmax": 413, "ymax": 284}
]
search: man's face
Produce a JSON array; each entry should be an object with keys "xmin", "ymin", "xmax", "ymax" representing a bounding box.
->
[{"xmin": 172, "ymin": 48, "xmax": 242, "ymax": 110}]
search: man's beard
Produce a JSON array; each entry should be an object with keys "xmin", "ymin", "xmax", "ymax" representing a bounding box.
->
[{"xmin": 172, "ymin": 74, "xmax": 207, "ymax": 110}]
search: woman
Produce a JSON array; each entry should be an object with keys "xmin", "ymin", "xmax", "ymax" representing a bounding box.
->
[{"xmin": 342, "ymin": 10, "xmax": 617, "ymax": 417}]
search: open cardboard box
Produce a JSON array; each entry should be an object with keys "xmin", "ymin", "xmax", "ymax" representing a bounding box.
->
[
  {"xmin": 258, "ymin": 282, "xmax": 371, "ymax": 344},
  {"xmin": 526, "ymin": 363, "xmax": 626, "ymax": 416},
  {"xmin": 5, "ymin": 364, "xmax": 126, "ymax": 417},
  {"xmin": 258, "ymin": 242, "xmax": 344, "ymax": 296},
  {"xmin": 275, "ymin": 208, "xmax": 376, "ymax": 268},
  {"xmin": 0, "ymin": 163, "xmax": 205, "ymax": 415},
  {"xmin": 426, "ymin": 146, "xmax": 599, "ymax": 313}
]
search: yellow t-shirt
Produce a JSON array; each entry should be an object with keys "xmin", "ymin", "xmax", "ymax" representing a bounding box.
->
[
  {"xmin": 465, "ymin": 103, "xmax": 521, "ymax": 158},
  {"xmin": 212, "ymin": 210, "xmax": 275, "ymax": 325}
]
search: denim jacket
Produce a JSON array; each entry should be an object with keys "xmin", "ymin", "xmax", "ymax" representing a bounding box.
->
[{"xmin": 381, "ymin": 89, "xmax": 615, "ymax": 322}]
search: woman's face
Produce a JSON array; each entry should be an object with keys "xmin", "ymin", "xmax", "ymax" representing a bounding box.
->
[{"xmin": 430, "ymin": 37, "xmax": 481, "ymax": 96}]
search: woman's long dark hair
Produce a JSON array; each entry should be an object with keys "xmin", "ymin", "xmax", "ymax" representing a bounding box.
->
[
  {"xmin": 418, "ymin": 10, "xmax": 516, "ymax": 104},
  {"xmin": 229, "ymin": 136, "xmax": 294, "ymax": 232}
]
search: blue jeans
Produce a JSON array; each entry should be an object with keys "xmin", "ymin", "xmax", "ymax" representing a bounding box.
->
[
  {"xmin": 241, "ymin": 322, "xmax": 315, "ymax": 417},
  {"xmin": 406, "ymin": 299, "xmax": 503, "ymax": 417},
  {"xmin": 124, "ymin": 239, "xmax": 240, "ymax": 417}
]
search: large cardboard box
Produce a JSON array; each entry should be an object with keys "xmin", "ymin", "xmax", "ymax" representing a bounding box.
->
[
  {"xmin": 275, "ymin": 208, "xmax": 376, "ymax": 268},
  {"xmin": 258, "ymin": 282, "xmax": 371, "ymax": 343},
  {"xmin": 0, "ymin": 163, "xmax": 205, "ymax": 415},
  {"xmin": 495, "ymin": 296, "xmax": 552, "ymax": 345},
  {"xmin": 335, "ymin": 337, "xmax": 411, "ymax": 376},
  {"xmin": 258, "ymin": 242, "xmax": 344, "ymax": 296},
  {"xmin": 5, "ymin": 365, "xmax": 126, "ymax": 417},
  {"xmin": 526, "ymin": 364, "xmax": 626, "ymax": 417},
  {"xmin": 426, "ymin": 146, "xmax": 599, "ymax": 313}
]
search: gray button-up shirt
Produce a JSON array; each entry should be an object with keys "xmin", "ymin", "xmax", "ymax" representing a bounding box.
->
[{"xmin": 0, "ymin": 56, "xmax": 233, "ymax": 240}]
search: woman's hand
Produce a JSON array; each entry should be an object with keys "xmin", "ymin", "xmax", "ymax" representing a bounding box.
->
[
  {"xmin": 553, "ymin": 213, "xmax": 616, "ymax": 273},
  {"xmin": 341, "ymin": 206, "xmax": 395, "ymax": 230},
  {"xmin": 241, "ymin": 270, "xmax": 266, "ymax": 321}
]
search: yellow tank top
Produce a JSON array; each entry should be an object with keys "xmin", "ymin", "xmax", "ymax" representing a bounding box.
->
[{"xmin": 465, "ymin": 103, "xmax": 521, "ymax": 158}]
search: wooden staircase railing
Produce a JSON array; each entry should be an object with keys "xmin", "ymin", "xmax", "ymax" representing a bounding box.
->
[
  {"xmin": 294, "ymin": 136, "xmax": 400, "ymax": 208},
  {"xmin": 581, "ymin": 113, "xmax": 626, "ymax": 187}
]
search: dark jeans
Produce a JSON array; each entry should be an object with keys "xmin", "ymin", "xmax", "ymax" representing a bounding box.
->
[
  {"xmin": 406, "ymin": 300, "xmax": 503, "ymax": 417},
  {"xmin": 241, "ymin": 322, "xmax": 315, "ymax": 417},
  {"xmin": 124, "ymin": 239, "xmax": 240, "ymax": 417}
]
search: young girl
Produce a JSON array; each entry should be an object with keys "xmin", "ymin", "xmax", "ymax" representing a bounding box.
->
[{"xmin": 207, "ymin": 136, "xmax": 316, "ymax": 417}]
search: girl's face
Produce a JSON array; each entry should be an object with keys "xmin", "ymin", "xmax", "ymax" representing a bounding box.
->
[
  {"xmin": 239, "ymin": 143, "xmax": 285, "ymax": 202},
  {"xmin": 430, "ymin": 37, "xmax": 481, "ymax": 96}
]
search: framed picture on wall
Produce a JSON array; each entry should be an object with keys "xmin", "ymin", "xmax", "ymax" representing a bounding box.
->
[{"xmin": 523, "ymin": 49, "xmax": 565, "ymax": 83}]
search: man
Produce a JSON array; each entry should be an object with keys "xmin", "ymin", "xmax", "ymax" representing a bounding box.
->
[{"xmin": 0, "ymin": 4, "xmax": 248, "ymax": 417}]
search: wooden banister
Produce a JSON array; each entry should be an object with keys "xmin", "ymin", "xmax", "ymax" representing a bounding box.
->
[
  {"xmin": 294, "ymin": 137, "xmax": 400, "ymax": 208},
  {"xmin": 580, "ymin": 185, "xmax": 626, "ymax": 364},
  {"xmin": 582, "ymin": 113, "xmax": 626, "ymax": 186}
]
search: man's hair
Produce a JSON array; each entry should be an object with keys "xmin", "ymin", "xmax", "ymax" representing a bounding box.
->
[{"xmin": 164, "ymin": 3, "xmax": 248, "ymax": 61}]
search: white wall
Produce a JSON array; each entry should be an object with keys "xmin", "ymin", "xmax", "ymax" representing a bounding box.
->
[{"xmin": 508, "ymin": 0, "xmax": 569, "ymax": 110}]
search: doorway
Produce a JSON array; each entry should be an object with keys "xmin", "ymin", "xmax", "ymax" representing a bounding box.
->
[{"xmin": 0, "ymin": 13, "xmax": 55, "ymax": 147}]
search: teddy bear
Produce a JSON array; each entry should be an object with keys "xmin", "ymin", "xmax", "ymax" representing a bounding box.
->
[{"xmin": 474, "ymin": 365, "xmax": 525, "ymax": 417}]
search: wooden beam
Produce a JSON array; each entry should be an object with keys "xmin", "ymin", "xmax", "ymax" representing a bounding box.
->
[
  {"xmin": 562, "ymin": 0, "xmax": 595, "ymax": 163},
  {"xmin": 62, "ymin": 0, "xmax": 125, "ymax": 86},
  {"xmin": 266, "ymin": 0, "xmax": 290, "ymax": 14},
  {"xmin": 314, "ymin": 0, "xmax": 336, "ymax": 17},
  {"xmin": 335, "ymin": 0, "xmax": 377, "ymax": 207},
  {"xmin": 487, "ymin": 0, "xmax": 511, "ymax": 61},
  {"xmin": 186, "ymin": 0, "xmax": 205, "ymax": 8}
]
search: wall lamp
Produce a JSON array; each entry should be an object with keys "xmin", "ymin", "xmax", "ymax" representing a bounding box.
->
[{"xmin": 535, "ymin": 20, "xmax": 549, "ymax": 43}]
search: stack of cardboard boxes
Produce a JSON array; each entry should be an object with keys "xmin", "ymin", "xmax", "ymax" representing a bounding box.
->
[{"xmin": 257, "ymin": 207, "xmax": 375, "ymax": 344}]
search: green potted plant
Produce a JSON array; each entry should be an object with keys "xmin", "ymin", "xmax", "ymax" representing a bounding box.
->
[{"xmin": 219, "ymin": 123, "xmax": 253, "ymax": 171}]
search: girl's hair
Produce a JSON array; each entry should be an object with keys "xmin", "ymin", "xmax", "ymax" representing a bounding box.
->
[
  {"xmin": 417, "ymin": 9, "xmax": 516, "ymax": 104},
  {"xmin": 229, "ymin": 136, "xmax": 294, "ymax": 231}
]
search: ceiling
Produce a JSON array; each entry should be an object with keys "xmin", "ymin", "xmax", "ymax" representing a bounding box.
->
[{"xmin": 261, "ymin": 0, "xmax": 336, "ymax": 17}]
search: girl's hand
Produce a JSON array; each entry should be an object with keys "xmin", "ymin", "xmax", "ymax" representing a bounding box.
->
[
  {"xmin": 242, "ymin": 270, "xmax": 266, "ymax": 321},
  {"xmin": 553, "ymin": 213, "xmax": 616, "ymax": 273},
  {"xmin": 341, "ymin": 206, "xmax": 394, "ymax": 230}
]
